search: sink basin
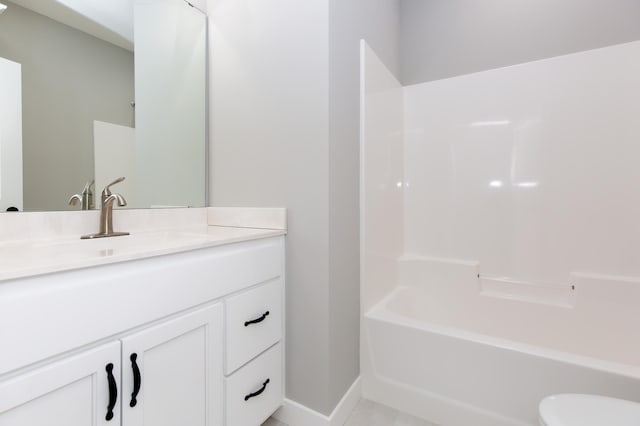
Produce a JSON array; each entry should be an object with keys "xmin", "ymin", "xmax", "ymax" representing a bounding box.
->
[
  {"xmin": 31, "ymin": 231, "xmax": 211, "ymax": 256},
  {"xmin": 35, "ymin": 231, "xmax": 206, "ymax": 248},
  {"xmin": 0, "ymin": 225, "xmax": 284, "ymax": 282},
  {"xmin": 0, "ymin": 231, "xmax": 212, "ymax": 278}
]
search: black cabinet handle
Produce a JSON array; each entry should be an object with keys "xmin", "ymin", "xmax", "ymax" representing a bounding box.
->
[
  {"xmin": 244, "ymin": 378, "xmax": 270, "ymax": 401},
  {"xmin": 244, "ymin": 311, "xmax": 270, "ymax": 327},
  {"xmin": 130, "ymin": 353, "xmax": 141, "ymax": 407},
  {"xmin": 105, "ymin": 363, "xmax": 117, "ymax": 421}
]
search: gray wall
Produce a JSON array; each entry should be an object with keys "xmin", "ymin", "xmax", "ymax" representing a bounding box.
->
[
  {"xmin": 208, "ymin": 0, "xmax": 332, "ymax": 414},
  {"xmin": 400, "ymin": 0, "xmax": 640, "ymax": 84},
  {"xmin": 0, "ymin": 1, "xmax": 134, "ymax": 211},
  {"xmin": 328, "ymin": 0, "xmax": 399, "ymax": 412},
  {"xmin": 208, "ymin": 0, "xmax": 398, "ymax": 415}
]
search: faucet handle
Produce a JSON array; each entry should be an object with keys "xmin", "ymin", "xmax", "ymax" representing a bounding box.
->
[
  {"xmin": 102, "ymin": 177, "xmax": 126, "ymax": 197},
  {"xmin": 83, "ymin": 179, "xmax": 95, "ymax": 194}
]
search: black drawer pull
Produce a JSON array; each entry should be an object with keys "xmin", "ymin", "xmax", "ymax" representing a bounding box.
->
[
  {"xmin": 244, "ymin": 311, "xmax": 270, "ymax": 327},
  {"xmin": 244, "ymin": 378, "xmax": 270, "ymax": 401},
  {"xmin": 130, "ymin": 353, "xmax": 141, "ymax": 407},
  {"xmin": 105, "ymin": 363, "xmax": 117, "ymax": 421}
]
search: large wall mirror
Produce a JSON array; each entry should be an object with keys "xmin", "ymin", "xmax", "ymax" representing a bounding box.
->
[{"xmin": 0, "ymin": 0, "xmax": 206, "ymax": 212}]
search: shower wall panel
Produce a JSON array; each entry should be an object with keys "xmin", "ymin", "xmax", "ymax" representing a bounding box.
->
[
  {"xmin": 403, "ymin": 41, "xmax": 640, "ymax": 285},
  {"xmin": 360, "ymin": 40, "xmax": 404, "ymax": 312}
]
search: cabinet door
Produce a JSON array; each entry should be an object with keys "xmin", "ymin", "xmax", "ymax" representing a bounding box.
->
[
  {"xmin": 0, "ymin": 341, "xmax": 121, "ymax": 426},
  {"xmin": 121, "ymin": 304, "xmax": 223, "ymax": 426}
]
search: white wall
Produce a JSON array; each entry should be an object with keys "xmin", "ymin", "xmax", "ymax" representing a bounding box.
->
[
  {"xmin": 399, "ymin": 0, "xmax": 640, "ymax": 84},
  {"xmin": 93, "ymin": 121, "xmax": 136, "ymax": 207},
  {"xmin": 0, "ymin": 57, "xmax": 23, "ymax": 212},
  {"xmin": 403, "ymin": 41, "xmax": 640, "ymax": 286},
  {"xmin": 208, "ymin": 0, "xmax": 400, "ymax": 415},
  {"xmin": 134, "ymin": 0, "xmax": 206, "ymax": 208}
]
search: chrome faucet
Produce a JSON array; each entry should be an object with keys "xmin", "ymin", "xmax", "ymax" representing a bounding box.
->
[
  {"xmin": 68, "ymin": 179, "xmax": 95, "ymax": 210},
  {"xmin": 81, "ymin": 177, "xmax": 130, "ymax": 239}
]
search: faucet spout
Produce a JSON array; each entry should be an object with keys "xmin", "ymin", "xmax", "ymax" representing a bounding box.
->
[
  {"xmin": 68, "ymin": 194, "xmax": 83, "ymax": 206},
  {"xmin": 81, "ymin": 178, "xmax": 129, "ymax": 239},
  {"xmin": 99, "ymin": 193, "xmax": 128, "ymax": 236},
  {"xmin": 104, "ymin": 193, "xmax": 127, "ymax": 208}
]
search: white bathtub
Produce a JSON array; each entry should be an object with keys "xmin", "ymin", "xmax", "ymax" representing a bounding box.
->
[{"xmin": 361, "ymin": 258, "xmax": 640, "ymax": 426}]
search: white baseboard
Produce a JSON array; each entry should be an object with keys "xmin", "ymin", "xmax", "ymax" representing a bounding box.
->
[
  {"xmin": 273, "ymin": 376, "xmax": 362, "ymax": 426},
  {"xmin": 329, "ymin": 377, "xmax": 362, "ymax": 426}
]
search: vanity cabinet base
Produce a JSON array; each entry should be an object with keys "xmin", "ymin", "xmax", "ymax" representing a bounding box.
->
[{"xmin": 0, "ymin": 236, "xmax": 285, "ymax": 426}]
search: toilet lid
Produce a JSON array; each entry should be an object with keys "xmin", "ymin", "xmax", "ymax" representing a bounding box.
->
[{"xmin": 540, "ymin": 394, "xmax": 640, "ymax": 426}]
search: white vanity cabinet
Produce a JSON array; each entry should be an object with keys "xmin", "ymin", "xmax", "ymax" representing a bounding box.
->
[
  {"xmin": 224, "ymin": 279, "xmax": 284, "ymax": 425},
  {"xmin": 0, "ymin": 341, "xmax": 121, "ymax": 426},
  {"xmin": 120, "ymin": 304, "xmax": 223, "ymax": 426},
  {"xmin": 0, "ymin": 235, "xmax": 285, "ymax": 426},
  {"xmin": 0, "ymin": 305, "xmax": 222, "ymax": 426}
]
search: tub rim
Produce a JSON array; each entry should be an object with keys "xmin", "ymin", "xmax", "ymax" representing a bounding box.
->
[{"xmin": 365, "ymin": 286, "xmax": 640, "ymax": 381}]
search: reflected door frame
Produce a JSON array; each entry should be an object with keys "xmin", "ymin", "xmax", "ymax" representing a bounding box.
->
[{"xmin": 0, "ymin": 56, "xmax": 23, "ymax": 212}]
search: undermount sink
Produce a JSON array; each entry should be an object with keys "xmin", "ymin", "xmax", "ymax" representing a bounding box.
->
[
  {"xmin": 0, "ymin": 225, "xmax": 285, "ymax": 282},
  {"xmin": 0, "ymin": 231, "xmax": 213, "ymax": 278},
  {"xmin": 32, "ymin": 231, "xmax": 210, "ymax": 252}
]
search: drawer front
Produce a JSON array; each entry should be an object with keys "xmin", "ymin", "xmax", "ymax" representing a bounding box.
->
[
  {"xmin": 225, "ymin": 280, "xmax": 282, "ymax": 374},
  {"xmin": 225, "ymin": 343, "xmax": 282, "ymax": 426}
]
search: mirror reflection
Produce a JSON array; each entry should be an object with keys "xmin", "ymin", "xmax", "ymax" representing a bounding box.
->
[{"xmin": 0, "ymin": 0, "xmax": 206, "ymax": 212}]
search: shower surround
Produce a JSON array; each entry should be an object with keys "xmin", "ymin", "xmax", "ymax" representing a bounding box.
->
[{"xmin": 359, "ymin": 41, "xmax": 640, "ymax": 425}]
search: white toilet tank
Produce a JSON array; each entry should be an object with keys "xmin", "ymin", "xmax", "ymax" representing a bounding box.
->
[{"xmin": 539, "ymin": 394, "xmax": 640, "ymax": 426}]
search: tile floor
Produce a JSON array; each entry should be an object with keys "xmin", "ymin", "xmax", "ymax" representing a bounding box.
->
[{"xmin": 262, "ymin": 399, "xmax": 437, "ymax": 426}]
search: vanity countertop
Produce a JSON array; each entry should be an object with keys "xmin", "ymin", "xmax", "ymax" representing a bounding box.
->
[{"xmin": 0, "ymin": 225, "xmax": 285, "ymax": 282}]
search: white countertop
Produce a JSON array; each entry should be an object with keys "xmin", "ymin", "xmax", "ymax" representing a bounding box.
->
[{"xmin": 0, "ymin": 225, "xmax": 285, "ymax": 282}]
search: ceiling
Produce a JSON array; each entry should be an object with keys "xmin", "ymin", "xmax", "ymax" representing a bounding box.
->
[{"xmin": 10, "ymin": 0, "xmax": 134, "ymax": 51}]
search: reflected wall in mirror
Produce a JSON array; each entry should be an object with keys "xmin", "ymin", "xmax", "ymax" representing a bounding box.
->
[{"xmin": 0, "ymin": 0, "xmax": 206, "ymax": 212}]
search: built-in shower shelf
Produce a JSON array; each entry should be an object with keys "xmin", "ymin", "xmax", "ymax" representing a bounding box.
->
[{"xmin": 478, "ymin": 275, "xmax": 575, "ymax": 308}]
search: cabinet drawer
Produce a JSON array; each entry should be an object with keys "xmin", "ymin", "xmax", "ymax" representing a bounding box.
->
[
  {"xmin": 225, "ymin": 280, "xmax": 282, "ymax": 374},
  {"xmin": 225, "ymin": 343, "xmax": 282, "ymax": 426}
]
